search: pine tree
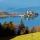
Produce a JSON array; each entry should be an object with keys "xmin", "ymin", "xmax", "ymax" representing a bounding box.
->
[
  {"xmin": 25, "ymin": 26, "xmax": 29, "ymax": 34},
  {"xmin": 20, "ymin": 19, "xmax": 25, "ymax": 28}
]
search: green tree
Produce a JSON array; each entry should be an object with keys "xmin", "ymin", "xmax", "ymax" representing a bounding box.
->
[
  {"xmin": 19, "ymin": 19, "xmax": 26, "ymax": 34},
  {"xmin": 25, "ymin": 26, "xmax": 29, "ymax": 34},
  {"xmin": 9, "ymin": 21, "xmax": 15, "ymax": 30},
  {"xmin": 2, "ymin": 22, "xmax": 7, "ymax": 29}
]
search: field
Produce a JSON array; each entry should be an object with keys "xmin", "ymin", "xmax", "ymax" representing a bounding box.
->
[{"xmin": 10, "ymin": 32, "xmax": 40, "ymax": 40}]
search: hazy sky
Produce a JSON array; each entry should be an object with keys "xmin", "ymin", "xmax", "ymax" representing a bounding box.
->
[{"xmin": 0, "ymin": 0, "xmax": 40, "ymax": 11}]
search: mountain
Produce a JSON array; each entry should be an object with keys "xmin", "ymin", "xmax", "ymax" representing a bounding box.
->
[{"xmin": 7, "ymin": 7, "xmax": 40, "ymax": 13}]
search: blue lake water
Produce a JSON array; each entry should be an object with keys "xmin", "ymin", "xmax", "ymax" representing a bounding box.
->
[{"xmin": 0, "ymin": 8, "xmax": 40, "ymax": 28}]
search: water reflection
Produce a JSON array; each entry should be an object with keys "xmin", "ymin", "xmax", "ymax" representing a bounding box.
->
[{"xmin": 0, "ymin": 14, "xmax": 39, "ymax": 28}]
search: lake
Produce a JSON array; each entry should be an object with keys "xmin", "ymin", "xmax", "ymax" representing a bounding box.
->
[{"xmin": 0, "ymin": 7, "xmax": 40, "ymax": 28}]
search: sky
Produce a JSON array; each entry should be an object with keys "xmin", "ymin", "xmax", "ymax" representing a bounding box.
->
[{"xmin": 0, "ymin": 0, "xmax": 40, "ymax": 11}]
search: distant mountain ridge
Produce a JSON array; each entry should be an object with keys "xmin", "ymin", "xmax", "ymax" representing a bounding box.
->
[
  {"xmin": 7, "ymin": 7, "xmax": 40, "ymax": 12},
  {"xmin": 0, "ymin": 7, "xmax": 40, "ymax": 15}
]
